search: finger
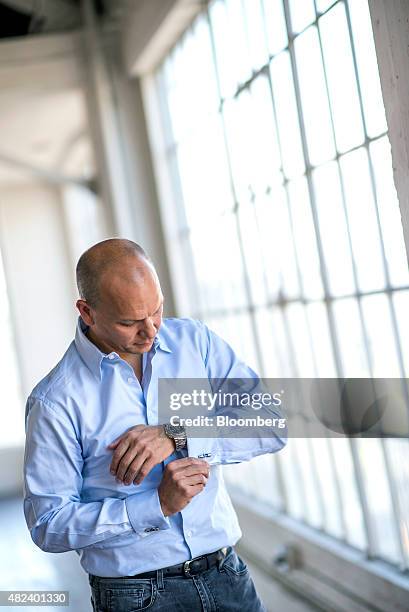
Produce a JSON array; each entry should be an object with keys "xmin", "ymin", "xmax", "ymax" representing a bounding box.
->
[
  {"xmin": 132, "ymin": 459, "xmax": 157, "ymax": 485},
  {"xmin": 107, "ymin": 438, "xmax": 122, "ymax": 449},
  {"xmin": 122, "ymin": 455, "xmax": 148, "ymax": 485},
  {"xmin": 188, "ymin": 484, "xmax": 205, "ymax": 497},
  {"xmin": 116, "ymin": 449, "xmax": 142, "ymax": 481},
  {"xmin": 180, "ymin": 474, "xmax": 208, "ymax": 487},
  {"xmin": 168, "ymin": 457, "xmax": 209, "ymax": 473},
  {"xmin": 175, "ymin": 464, "xmax": 210, "ymax": 479},
  {"xmin": 110, "ymin": 440, "xmax": 131, "ymax": 474}
]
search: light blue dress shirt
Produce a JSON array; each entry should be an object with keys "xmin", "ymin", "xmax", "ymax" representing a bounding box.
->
[{"xmin": 24, "ymin": 317, "xmax": 286, "ymax": 577}]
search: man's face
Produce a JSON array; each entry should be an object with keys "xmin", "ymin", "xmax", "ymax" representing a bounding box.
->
[{"xmin": 77, "ymin": 262, "xmax": 164, "ymax": 356}]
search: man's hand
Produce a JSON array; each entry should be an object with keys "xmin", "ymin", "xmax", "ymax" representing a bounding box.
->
[
  {"xmin": 158, "ymin": 457, "xmax": 210, "ymax": 516},
  {"xmin": 108, "ymin": 425, "xmax": 175, "ymax": 485}
]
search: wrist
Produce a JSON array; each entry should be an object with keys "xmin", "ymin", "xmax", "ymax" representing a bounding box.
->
[
  {"xmin": 163, "ymin": 423, "xmax": 187, "ymax": 451},
  {"xmin": 158, "ymin": 490, "xmax": 171, "ymax": 517}
]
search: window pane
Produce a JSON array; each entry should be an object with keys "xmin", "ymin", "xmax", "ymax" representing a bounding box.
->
[
  {"xmin": 313, "ymin": 162, "xmax": 355, "ymax": 296},
  {"xmin": 210, "ymin": 0, "xmax": 251, "ymax": 97},
  {"xmin": 189, "ymin": 225, "xmax": 217, "ymax": 314},
  {"xmin": 288, "ymin": 0, "xmax": 316, "ymax": 34},
  {"xmin": 286, "ymin": 302, "xmax": 317, "ymax": 377},
  {"xmin": 173, "ymin": 234, "xmax": 203, "ymax": 316},
  {"xmin": 347, "ymin": 0, "xmax": 387, "ymax": 137},
  {"xmin": 393, "ymin": 291, "xmax": 409, "ymax": 378},
  {"xmin": 255, "ymin": 306, "xmax": 294, "ymax": 377},
  {"xmin": 357, "ymin": 439, "xmax": 402, "ymax": 563},
  {"xmin": 166, "ymin": 27, "xmax": 219, "ymax": 141},
  {"xmin": 319, "ymin": 2, "xmax": 365, "ymax": 153},
  {"xmin": 361, "ymin": 294, "xmax": 401, "ymax": 377},
  {"xmin": 255, "ymin": 188, "xmax": 300, "ymax": 300},
  {"xmin": 316, "ymin": 0, "xmax": 337, "ymax": 13},
  {"xmin": 190, "ymin": 215, "xmax": 248, "ymax": 313},
  {"xmin": 224, "ymin": 79, "xmax": 279, "ymax": 197},
  {"xmin": 192, "ymin": 16, "xmax": 220, "ymax": 113},
  {"xmin": 238, "ymin": 201, "xmax": 268, "ymax": 306},
  {"xmin": 293, "ymin": 438, "xmax": 323, "ymax": 528},
  {"xmin": 176, "ymin": 114, "xmax": 234, "ymax": 228},
  {"xmin": 294, "ymin": 26, "xmax": 336, "ymax": 165},
  {"xmin": 370, "ymin": 137, "xmax": 409, "ymax": 287},
  {"xmin": 384, "ymin": 439, "xmax": 409, "ymax": 566},
  {"xmin": 340, "ymin": 148, "xmax": 385, "ymax": 292},
  {"xmin": 331, "ymin": 439, "xmax": 367, "ymax": 549},
  {"xmin": 253, "ymin": 191, "xmax": 282, "ymax": 301},
  {"xmin": 269, "ymin": 51, "xmax": 305, "ymax": 179},
  {"xmin": 205, "ymin": 312, "xmax": 260, "ymax": 374},
  {"xmin": 280, "ymin": 440, "xmax": 307, "ymax": 521},
  {"xmin": 221, "ymin": 311, "xmax": 260, "ymax": 373},
  {"xmin": 332, "ymin": 298, "xmax": 370, "ymax": 377},
  {"xmin": 242, "ymin": 0, "xmax": 269, "ymax": 72},
  {"xmin": 306, "ymin": 302, "xmax": 337, "ymax": 376},
  {"xmin": 262, "ymin": 0, "xmax": 288, "ymax": 55},
  {"xmin": 224, "ymin": 454, "xmax": 284, "ymax": 510},
  {"xmin": 311, "ymin": 438, "xmax": 344, "ymax": 538},
  {"xmin": 249, "ymin": 75, "xmax": 282, "ymax": 192},
  {"xmin": 287, "ymin": 177, "xmax": 323, "ymax": 299},
  {"xmin": 223, "ymin": 93, "xmax": 253, "ymax": 203}
]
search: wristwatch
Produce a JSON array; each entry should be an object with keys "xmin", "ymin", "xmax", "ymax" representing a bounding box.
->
[{"xmin": 163, "ymin": 423, "xmax": 187, "ymax": 451}]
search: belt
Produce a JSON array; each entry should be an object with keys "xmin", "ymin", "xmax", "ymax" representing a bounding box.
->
[{"xmin": 120, "ymin": 547, "xmax": 228, "ymax": 579}]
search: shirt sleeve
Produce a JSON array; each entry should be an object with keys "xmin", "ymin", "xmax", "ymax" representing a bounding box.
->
[
  {"xmin": 23, "ymin": 396, "xmax": 170, "ymax": 553},
  {"xmin": 186, "ymin": 322, "xmax": 287, "ymax": 464}
]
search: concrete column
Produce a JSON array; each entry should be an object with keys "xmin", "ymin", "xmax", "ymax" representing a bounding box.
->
[
  {"xmin": 81, "ymin": 0, "xmax": 176, "ymax": 314},
  {"xmin": 369, "ymin": 0, "xmax": 409, "ymax": 262}
]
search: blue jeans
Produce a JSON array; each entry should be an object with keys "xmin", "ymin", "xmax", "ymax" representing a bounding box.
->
[{"xmin": 88, "ymin": 547, "xmax": 267, "ymax": 611}]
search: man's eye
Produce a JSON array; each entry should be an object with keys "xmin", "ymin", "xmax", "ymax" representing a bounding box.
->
[{"xmin": 119, "ymin": 322, "xmax": 134, "ymax": 327}]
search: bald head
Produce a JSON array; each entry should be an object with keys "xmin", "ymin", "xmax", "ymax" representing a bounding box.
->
[{"xmin": 76, "ymin": 238, "xmax": 154, "ymax": 307}]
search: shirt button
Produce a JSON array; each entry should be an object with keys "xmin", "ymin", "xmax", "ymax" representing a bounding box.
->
[
  {"xmin": 186, "ymin": 530, "xmax": 193, "ymax": 538},
  {"xmin": 108, "ymin": 354, "xmax": 115, "ymax": 360},
  {"xmin": 127, "ymin": 377, "xmax": 134, "ymax": 384}
]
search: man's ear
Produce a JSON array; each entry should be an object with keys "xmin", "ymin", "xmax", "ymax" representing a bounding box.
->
[{"xmin": 76, "ymin": 299, "xmax": 95, "ymax": 326}]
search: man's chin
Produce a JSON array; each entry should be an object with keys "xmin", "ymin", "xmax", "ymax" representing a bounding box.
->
[{"xmin": 129, "ymin": 341, "xmax": 153, "ymax": 353}]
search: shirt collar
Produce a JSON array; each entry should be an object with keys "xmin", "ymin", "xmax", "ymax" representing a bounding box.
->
[
  {"xmin": 74, "ymin": 317, "xmax": 172, "ymax": 379},
  {"xmin": 154, "ymin": 325, "xmax": 172, "ymax": 354}
]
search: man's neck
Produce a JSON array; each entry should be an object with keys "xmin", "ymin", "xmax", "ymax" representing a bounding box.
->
[{"xmin": 85, "ymin": 327, "xmax": 143, "ymax": 381}]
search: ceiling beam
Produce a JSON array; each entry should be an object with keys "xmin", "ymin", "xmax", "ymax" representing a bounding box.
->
[
  {"xmin": 0, "ymin": 150, "xmax": 95, "ymax": 190},
  {"xmin": 122, "ymin": 0, "xmax": 205, "ymax": 76}
]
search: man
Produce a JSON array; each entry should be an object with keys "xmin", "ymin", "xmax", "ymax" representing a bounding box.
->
[{"xmin": 24, "ymin": 238, "xmax": 287, "ymax": 611}]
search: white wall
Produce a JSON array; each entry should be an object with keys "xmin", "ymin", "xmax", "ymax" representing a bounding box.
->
[{"xmin": 0, "ymin": 182, "xmax": 77, "ymax": 397}]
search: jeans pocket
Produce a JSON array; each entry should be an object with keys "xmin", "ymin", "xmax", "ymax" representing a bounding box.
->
[
  {"xmin": 221, "ymin": 549, "xmax": 249, "ymax": 577},
  {"xmin": 105, "ymin": 580, "xmax": 157, "ymax": 612}
]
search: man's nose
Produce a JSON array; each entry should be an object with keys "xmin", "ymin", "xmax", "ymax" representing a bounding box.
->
[{"xmin": 140, "ymin": 318, "xmax": 156, "ymax": 338}]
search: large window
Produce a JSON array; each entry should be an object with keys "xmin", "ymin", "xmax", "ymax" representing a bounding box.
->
[{"xmin": 148, "ymin": 0, "xmax": 409, "ymax": 571}]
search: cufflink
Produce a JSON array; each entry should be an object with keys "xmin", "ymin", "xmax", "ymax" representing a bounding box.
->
[{"xmin": 144, "ymin": 527, "xmax": 160, "ymax": 533}]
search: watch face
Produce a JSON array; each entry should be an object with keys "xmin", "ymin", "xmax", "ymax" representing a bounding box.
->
[{"xmin": 167, "ymin": 424, "xmax": 185, "ymax": 436}]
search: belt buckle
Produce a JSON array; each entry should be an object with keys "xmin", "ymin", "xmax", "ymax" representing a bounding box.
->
[{"xmin": 183, "ymin": 560, "xmax": 192, "ymax": 577}]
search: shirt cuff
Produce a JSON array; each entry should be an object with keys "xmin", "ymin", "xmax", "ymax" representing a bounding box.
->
[
  {"xmin": 125, "ymin": 489, "xmax": 171, "ymax": 538},
  {"xmin": 186, "ymin": 437, "xmax": 220, "ymax": 464}
]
